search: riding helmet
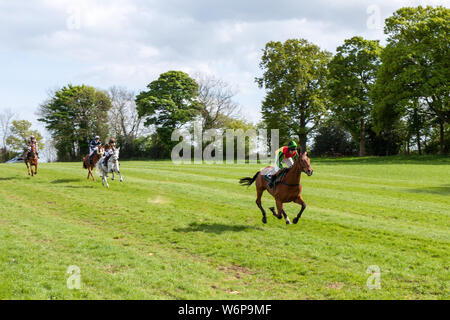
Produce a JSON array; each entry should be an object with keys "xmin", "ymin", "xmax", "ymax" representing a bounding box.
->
[{"xmin": 288, "ymin": 141, "xmax": 297, "ymax": 150}]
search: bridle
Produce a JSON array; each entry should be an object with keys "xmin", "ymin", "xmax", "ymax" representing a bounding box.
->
[{"xmin": 281, "ymin": 153, "xmax": 310, "ymax": 187}]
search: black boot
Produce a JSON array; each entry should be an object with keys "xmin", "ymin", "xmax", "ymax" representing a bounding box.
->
[{"xmin": 268, "ymin": 174, "xmax": 276, "ymax": 189}]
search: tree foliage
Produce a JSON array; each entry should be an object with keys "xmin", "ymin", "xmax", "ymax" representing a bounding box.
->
[
  {"xmin": 38, "ymin": 84, "xmax": 111, "ymax": 161},
  {"xmin": 328, "ymin": 36, "xmax": 382, "ymax": 156},
  {"xmin": 311, "ymin": 120, "xmax": 356, "ymax": 157},
  {"xmin": 136, "ymin": 71, "xmax": 201, "ymax": 158},
  {"xmin": 373, "ymin": 6, "xmax": 449, "ymax": 154},
  {"xmin": 256, "ymin": 39, "xmax": 332, "ymax": 151},
  {"xmin": 6, "ymin": 120, "xmax": 43, "ymax": 154}
]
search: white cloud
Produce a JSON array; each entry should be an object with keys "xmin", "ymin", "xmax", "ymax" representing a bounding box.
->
[{"xmin": 0, "ymin": 0, "xmax": 448, "ymax": 126}]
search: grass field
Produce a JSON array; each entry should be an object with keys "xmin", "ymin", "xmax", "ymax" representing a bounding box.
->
[{"xmin": 0, "ymin": 157, "xmax": 448, "ymax": 300}]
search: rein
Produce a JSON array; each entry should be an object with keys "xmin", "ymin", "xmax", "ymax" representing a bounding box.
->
[
  {"xmin": 280, "ymin": 158, "xmax": 304, "ymax": 187},
  {"xmin": 281, "ymin": 181, "xmax": 301, "ymax": 187}
]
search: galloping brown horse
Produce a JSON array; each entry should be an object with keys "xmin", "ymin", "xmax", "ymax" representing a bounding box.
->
[
  {"xmin": 83, "ymin": 145, "xmax": 104, "ymax": 181},
  {"xmin": 239, "ymin": 150, "xmax": 313, "ymax": 225},
  {"xmin": 24, "ymin": 144, "xmax": 38, "ymax": 176}
]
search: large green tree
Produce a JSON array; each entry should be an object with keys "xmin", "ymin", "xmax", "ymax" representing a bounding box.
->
[
  {"xmin": 256, "ymin": 39, "xmax": 331, "ymax": 151},
  {"xmin": 6, "ymin": 120, "xmax": 43, "ymax": 154},
  {"xmin": 373, "ymin": 6, "xmax": 449, "ymax": 154},
  {"xmin": 38, "ymin": 84, "xmax": 111, "ymax": 161},
  {"xmin": 136, "ymin": 71, "xmax": 201, "ymax": 158},
  {"xmin": 328, "ymin": 37, "xmax": 382, "ymax": 156}
]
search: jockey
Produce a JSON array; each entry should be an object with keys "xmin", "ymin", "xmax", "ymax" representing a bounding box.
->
[
  {"xmin": 26, "ymin": 136, "xmax": 39, "ymax": 159},
  {"xmin": 102, "ymin": 138, "xmax": 117, "ymax": 166},
  {"xmin": 88, "ymin": 136, "xmax": 102, "ymax": 164},
  {"xmin": 268, "ymin": 141, "xmax": 299, "ymax": 188}
]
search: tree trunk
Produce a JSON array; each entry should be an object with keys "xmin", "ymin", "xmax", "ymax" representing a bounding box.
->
[
  {"xmin": 416, "ymin": 131, "xmax": 422, "ymax": 155},
  {"xmin": 298, "ymin": 114, "xmax": 307, "ymax": 153},
  {"xmin": 440, "ymin": 120, "xmax": 445, "ymax": 155},
  {"xmin": 298, "ymin": 132, "xmax": 307, "ymax": 153},
  {"xmin": 359, "ymin": 119, "xmax": 366, "ymax": 157}
]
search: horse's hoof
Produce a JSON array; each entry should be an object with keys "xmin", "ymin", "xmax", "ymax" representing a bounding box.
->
[
  {"xmin": 286, "ymin": 220, "xmax": 292, "ymax": 225},
  {"xmin": 277, "ymin": 214, "xmax": 282, "ymax": 220},
  {"xmin": 293, "ymin": 217, "xmax": 299, "ymax": 224},
  {"xmin": 262, "ymin": 217, "xmax": 267, "ymax": 224}
]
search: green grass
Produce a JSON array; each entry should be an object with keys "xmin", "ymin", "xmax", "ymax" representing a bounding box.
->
[{"xmin": 0, "ymin": 157, "xmax": 449, "ymax": 300}]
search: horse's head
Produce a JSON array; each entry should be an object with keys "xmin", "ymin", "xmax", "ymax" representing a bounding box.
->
[
  {"xmin": 112, "ymin": 147, "xmax": 120, "ymax": 162},
  {"xmin": 297, "ymin": 149, "xmax": 313, "ymax": 176}
]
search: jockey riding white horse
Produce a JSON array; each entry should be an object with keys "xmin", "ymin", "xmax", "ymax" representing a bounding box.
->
[{"xmin": 97, "ymin": 147, "xmax": 123, "ymax": 188}]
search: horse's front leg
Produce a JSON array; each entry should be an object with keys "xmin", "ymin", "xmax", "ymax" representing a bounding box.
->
[
  {"xmin": 25, "ymin": 162, "xmax": 30, "ymax": 176},
  {"xmin": 281, "ymin": 204, "xmax": 292, "ymax": 225},
  {"xmin": 270, "ymin": 200, "xmax": 290, "ymax": 224},
  {"xmin": 274, "ymin": 200, "xmax": 291, "ymax": 225},
  {"xmin": 118, "ymin": 169, "xmax": 123, "ymax": 182},
  {"xmin": 34, "ymin": 163, "xmax": 38, "ymax": 175},
  {"xmin": 103, "ymin": 174, "xmax": 110, "ymax": 188},
  {"xmin": 293, "ymin": 196, "xmax": 306, "ymax": 224}
]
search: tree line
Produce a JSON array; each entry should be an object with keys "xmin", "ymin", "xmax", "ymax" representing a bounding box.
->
[
  {"xmin": 0, "ymin": 5, "xmax": 448, "ymax": 162},
  {"xmin": 260, "ymin": 6, "xmax": 448, "ymax": 157}
]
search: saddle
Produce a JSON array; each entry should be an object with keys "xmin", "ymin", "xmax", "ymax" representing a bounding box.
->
[{"xmin": 264, "ymin": 167, "xmax": 290, "ymax": 190}]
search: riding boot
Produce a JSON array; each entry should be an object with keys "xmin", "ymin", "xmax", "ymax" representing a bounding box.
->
[{"xmin": 268, "ymin": 174, "xmax": 276, "ymax": 189}]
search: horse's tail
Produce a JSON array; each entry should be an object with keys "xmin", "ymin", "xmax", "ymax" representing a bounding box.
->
[{"xmin": 239, "ymin": 171, "xmax": 260, "ymax": 187}]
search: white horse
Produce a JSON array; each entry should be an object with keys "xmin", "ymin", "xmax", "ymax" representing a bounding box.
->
[{"xmin": 97, "ymin": 147, "xmax": 123, "ymax": 188}]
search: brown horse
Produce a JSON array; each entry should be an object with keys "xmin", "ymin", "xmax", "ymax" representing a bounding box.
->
[
  {"xmin": 24, "ymin": 144, "xmax": 38, "ymax": 176},
  {"xmin": 239, "ymin": 151, "xmax": 313, "ymax": 225},
  {"xmin": 83, "ymin": 145, "xmax": 104, "ymax": 181}
]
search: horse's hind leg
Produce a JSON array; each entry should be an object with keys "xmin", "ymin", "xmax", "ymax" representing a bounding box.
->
[
  {"xmin": 256, "ymin": 187, "xmax": 267, "ymax": 224},
  {"xmin": 293, "ymin": 196, "xmax": 306, "ymax": 224},
  {"xmin": 89, "ymin": 167, "xmax": 95, "ymax": 181}
]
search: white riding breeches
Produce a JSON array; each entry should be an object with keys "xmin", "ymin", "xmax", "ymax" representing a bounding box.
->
[{"xmin": 267, "ymin": 155, "xmax": 294, "ymax": 176}]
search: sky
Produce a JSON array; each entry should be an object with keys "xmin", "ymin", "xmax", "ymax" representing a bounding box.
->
[{"xmin": 0, "ymin": 0, "xmax": 448, "ymax": 135}]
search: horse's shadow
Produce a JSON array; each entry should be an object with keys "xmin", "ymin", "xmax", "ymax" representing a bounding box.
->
[
  {"xmin": 0, "ymin": 177, "xmax": 16, "ymax": 181},
  {"xmin": 51, "ymin": 179, "xmax": 80, "ymax": 184},
  {"xmin": 405, "ymin": 184, "xmax": 450, "ymax": 195},
  {"xmin": 174, "ymin": 222, "xmax": 262, "ymax": 234}
]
